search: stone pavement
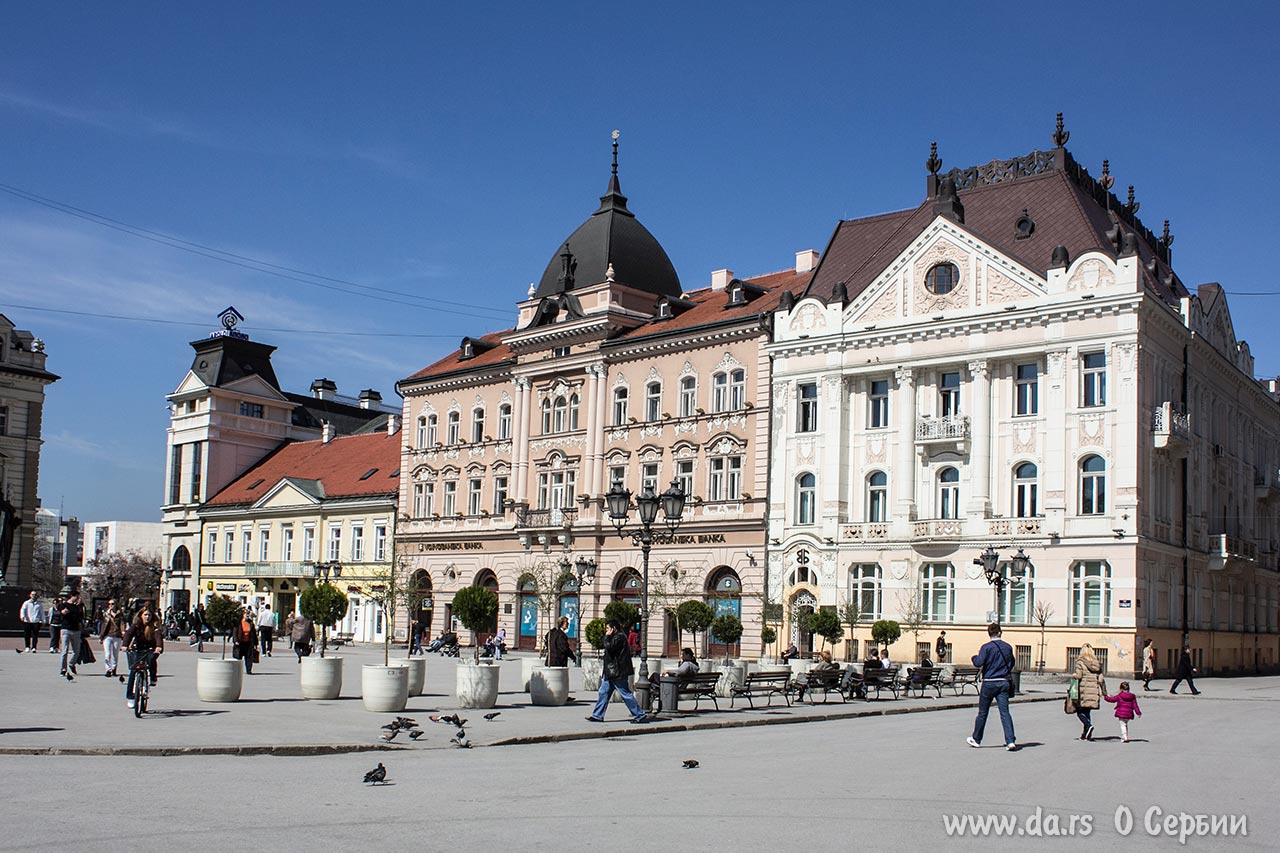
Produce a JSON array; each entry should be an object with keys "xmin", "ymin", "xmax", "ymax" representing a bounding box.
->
[{"xmin": 0, "ymin": 636, "xmax": 1259, "ymax": 756}]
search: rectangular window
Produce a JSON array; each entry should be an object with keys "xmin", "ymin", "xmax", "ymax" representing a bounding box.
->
[
  {"xmin": 645, "ymin": 384, "xmax": 661, "ymax": 422},
  {"xmin": 0, "ymin": 405, "xmax": 8, "ymax": 436},
  {"xmin": 443, "ymin": 481, "xmax": 457, "ymax": 516},
  {"xmin": 711, "ymin": 375, "xmax": 728, "ymax": 413},
  {"xmin": 238, "ymin": 401, "xmax": 264, "ymax": 418},
  {"xmin": 493, "ymin": 477, "xmax": 508, "ymax": 515},
  {"xmin": 241, "ymin": 528, "xmax": 252, "ymax": 563},
  {"xmin": 1081, "ymin": 352, "xmax": 1107, "ymax": 407},
  {"xmin": 168, "ymin": 445, "xmax": 182, "ymax": 505},
  {"xmin": 412, "ymin": 482, "xmax": 426, "ymax": 517},
  {"xmin": 726, "ymin": 457, "xmax": 742, "ymax": 500},
  {"xmin": 468, "ymin": 478, "xmax": 483, "ymax": 515},
  {"xmin": 327, "ymin": 526, "xmax": 341, "ymax": 561},
  {"xmin": 730, "ymin": 370, "xmax": 746, "ymax": 410},
  {"xmin": 797, "ymin": 382, "xmax": 818, "ymax": 432},
  {"xmin": 258, "ymin": 527, "xmax": 270, "ymax": 561},
  {"xmin": 302, "ymin": 527, "xmax": 315, "ymax": 562},
  {"xmin": 1016, "ymin": 645, "xmax": 1032, "ymax": 671},
  {"xmin": 207, "ymin": 529, "xmax": 217, "ymax": 563},
  {"xmin": 415, "ymin": 418, "xmax": 428, "ymax": 447},
  {"xmin": 471, "ymin": 412, "xmax": 485, "ymax": 444},
  {"xmin": 224, "ymin": 530, "xmax": 234, "ymax": 562},
  {"xmin": 641, "ymin": 463, "xmax": 659, "ymax": 495},
  {"xmin": 608, "ymin": 465, "xmax": 627, "ymax": 491},
  {"xmin": 282, "ymin": 526, "xmax": 294, "ymax": 561},
  {"xmin": 189, "ymin": 442, "xmax": 203, "ymax": 503},
  {"xmin": 939, "ymin": 372, "xmax": 961, "ymax": 417},
  {"xmin": 675, "ymin": 459, "xmax": 694, "ymax": 500},
  {"xmin": 679, "ymin": 380, "xmax": 697, "ymax": 418},
  {"xmin": 869, "ymin": 379, "xmax": 890, "ymax": 429},
  {"xmin": 374, "ymin": 525, "xmax": 387, "ymax": 562},
  {"xmin": 708, "ymin": 458, "xmax": 725, "ymax": 502},
  {"xmin": 351, "ymin": 526, "xmax": 364, "ymax": 561},
  {"xmin": 425, "ymin": 482, "xmax": 435, "ymax": 516},
  {"xmin": 1015, "ymin": 363, "xmax": 1039, "ymax": 416},
  {"xmin": 446, "ymin": 413, "xmax": 460, "ymax": 444},
  {"xmin": 498, "ymin": 406, "xmax": 512, "ymax": 440},
  {"xmin": 612, "ymin": 390, "xmax": 628, "ymax": 425},
  {"xmin": 427, "ymin": 416, "xmax": 437, "ymax": 445}
]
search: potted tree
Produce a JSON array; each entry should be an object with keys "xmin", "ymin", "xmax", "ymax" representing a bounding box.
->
[
  {"xmin": 298, "ymin": 583, "xmax": 349, "ymax": 701},
  {"xmin": 709, "ymin": 612, "xmax": 745, "ymax": 697},
  {"xmin": 676, "ymin": 600, "xmax": 714, "ymax": 658},
  {"xmin": 870, "ymin": 619, "xmax": 902, "ymax": 662},
  {"xmin": 839, "ymin": 597, "xmax": 863, "ymax": 662},
  {"xmin": 452, "ymin": 585, "xmax": 500, "ymax": 708},
  {"xmin": 808, "ymin": 608, "xmax": 844, "ymax": 656},
  {"xmin": 365, "ymin": 558, "xmax": 426, "ymax": 699},
  {"xmin": 581, "ymin": 617, "xmax": 606, "ymax": 691},
  {"xmin": 196, "ymin": 595, "xmax": 245, "ymax": 702}
]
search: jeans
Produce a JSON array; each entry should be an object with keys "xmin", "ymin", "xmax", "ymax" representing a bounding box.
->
[
  {"xmin": 103, "ymin": 636, "xmax": 123, "ymax": 674},
  {"xmin": 1076, "ymin": 708, "xmax": 1093, "ymax": 729},
  {"xmin": 22, "ymin": 622, "xmax": 40, "ymax": 650},
  {"xmin": 971, "ymin": 679, "xmax": 1015, "ymax": 745},
  {"xmin": 60, "ymin": 630, "xmax": 81, "ymax": 673},
  {"xmin": 238, "ymin": 643, "xmax": 254, "ymax": 674},
  {"xmin": 259, "ymin": 627, "xmax": 274, "ymax": 656},
  {"xmin": 49, "ymin": 626, "xmax": 61, "ymax": 651},
  {"xmin": 125, "ymin": 651, "xmax": 158, "ymax": 700},
  {"xmin": 592, "ymin": 676, "xmax": 644, "ymax": 721}
]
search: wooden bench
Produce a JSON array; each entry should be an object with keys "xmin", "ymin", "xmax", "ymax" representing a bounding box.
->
[
  {"xmin": 949, "ymin": 665, "xmax": 982, "ymax": 696},
  {"xmin": 671, "ymin": 671, "xmax": 724, "ymax": 711},
  {"xmin": 902, "ymin": 666, "xmax": 944, "ymax": 698},
  {"xmin": 793, "ymin": 667, "xmax": 848, "ymax": 704},
  {"xmin": 856, "ymin": 665, "xmax": 901, "ymax": 700},
  {"xmin": 730, "ymin": 671, "xmax": 793, "ymax": 708}
]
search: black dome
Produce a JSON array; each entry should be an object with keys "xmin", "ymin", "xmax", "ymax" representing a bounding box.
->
[{"xmin": 534, "ymin": 168, "xmax": 681, "ymax": 300}]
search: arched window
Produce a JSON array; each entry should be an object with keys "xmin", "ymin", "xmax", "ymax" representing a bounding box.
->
[
  {"xmin": 711, "ymin": 372, "xmax": 729, "ymax": 412},
  {"xmin": 612, "ymin": 387, "xmax": 629, "ymax": 425},
  {"xmin": 645, "ymin": 382, "xmax": 662, "ymax": 421},
  {"xmin": 415, "ymin": 416, "xmax": 428, "ymax": 448},
  {"xmin": 730, "ymin": 369, "xmax": 746, "ymax": 410},
  {"xmin": 867, "ymin": 471, "xmax": 888, "ymax": 522},
  {"xmin": 679, "ymin": 376, "xmax": 697, "ymax": 418},
  {"xmin": 552, "ymin": 397, "xmax": 567, "ymax": 433},
  {"xmin": 706, "ymin": 567, "xmax": 742, "ymax": 654},
  {"xmin": 426, "ymin": 414, "xmax": 438, "ymax": 445},
  {"xmin": 999, "ymin": 562, "xmax": 1034, "ymax": 623},
  {"xmin": 171, "ymin": 546, "xmax": 191, "ymax": 575},
  {"xmin": 518, "ymin": 574, "xmax": 539, "ymax": 650},
  {"xmin": 921, "ymin": 563, "xmax": 954, "ymax": 622},
  {"xmin": 541, "ymin": 398, "xmax": 552, "ymax": 434},
  {"xmin": 850, "ymin": 563, "xmax": 881, "ymax": 620},
  {"xmin": 446, "ymin": 411, "xmax": 460, "ymax": 444},
  {"xmin": 1014, "ymin": 462, "xmax": 1038, "ymax": 518},
  {"xmin": 1071, "ymin": 561, "xmax": 1111, "ymax": 625},
  {"xmin": 569, "ymin": 394, "xmax": 580, "ymax": 430},
  {"xmin": 613, "ymin": 568, "xmax": 642, "ymax": 606},
  {"xmin": 796, "ymin": 472, "xmax": 816, "ymax": 525},
  {"xmin": 471, "ymin": 407, "xmax": 485, "ymax": 443},
  {"xmin": 937, "ymin": 467, "xmax": 960, "ymax": 519},
  {"xmin": 1079, "ymin": 455, "xmax": 1106, "ymax": 515},
  {"xmin": 497, "ymin": 403, "xmax": 512, "ymax": 440}
]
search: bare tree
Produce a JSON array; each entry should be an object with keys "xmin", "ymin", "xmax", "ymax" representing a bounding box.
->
[
  {"xmin": 838, "ymin": 595, "xmax": 863, "ymax": 661},
  {"xmin": 647, "ymin": 562, "xmax": 701, "ymax": 657},
  {"xmin": 30, "ymin": 535, "xmax": 61, "ymax": 597},
  {"xmin": 1033, "ymin": 600, "xmax": 1055, "ymax": 674},
  {"xmin": 895, "ymin": 577, "xmax": 926, "ymax": 661},
  {"xmin": 85, "ymin": 551, "xmax": 161, "ymax": 605}
]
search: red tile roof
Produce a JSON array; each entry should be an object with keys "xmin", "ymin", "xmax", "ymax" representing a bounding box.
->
[
  {"xmin": 401, "ymin": 330, "xmax": 515, "ymax": 383},
  {"xmin": 205, "ymin": 431, "xmax": 402, "ymax": 507}
]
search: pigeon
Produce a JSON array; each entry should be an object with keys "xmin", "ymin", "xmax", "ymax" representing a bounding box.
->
[
  {"xmin": 380, "ymin": 729, "xmax": 400, "ymax": 743},
  {"xmin": 436, "ymin": 713, "xmax": 468, "ymax": 727},
  {"xmin": 408, "ymin": 729, "xmax": 425, "ymax": 740},
  {"xmin": 682, "ymin": 760, "xmax": 699, "ymax": 769},
  {"xmin": 429, "ymin": 714, "xmax": 446, "ymax": 724},
  {"xmin": 483, "ymin": 712, "xmax": 501, "ymax": 721},
  {"xmin": 381, "ymin": 722, "xmax": 401, "ymax": 732},
  {"xmin": 450, "ymin": 732, "xmax": 471, "ymax": 748},
  {"xmin": 396, "ymin": 716, "xmax": 418, "ymax": 727},
  {"xmin": 363, "ymin": 763, "xmax": 387, "ymax": 785}
]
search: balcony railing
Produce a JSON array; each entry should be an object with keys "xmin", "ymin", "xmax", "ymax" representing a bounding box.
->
[
  {"xmin": 514, "ymin": 506, "xmax": 577, "ymax": 529},
  {"xmin": 912, "ymin": 519, "xmax": 964, "ymax": 539},
  {"xmin": 1208, "ymin": 534, "xmax": 1258, "ymax": 571},
  {"xmin": 915, "ymin": 415, "xmax": 970, "ymax": 443},
  {"xmin": 244, "ymin": 561, "xmax": 314, "ymax": 577},
  {"xmin": 1255, "ymin": 468, "xmax": 1280, "ymax": 501},
  {"xmin": 1152, "ymin": 402, "xmax": 1191, "ymax": 452}
]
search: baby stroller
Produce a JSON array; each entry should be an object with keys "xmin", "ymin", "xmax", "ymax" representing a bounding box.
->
[{"xmin": 439, "ymin": 639, "xmax": 460, "ymax": 658}]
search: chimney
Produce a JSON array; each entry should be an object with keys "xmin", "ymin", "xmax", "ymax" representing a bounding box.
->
[
  {"xmin": 711, "ymin": 269, "xmax": 734, "ymax": 291},
  {"xmin": 358, "ymin": 389, "xmax": 382, "ymax": 409},
  {"xmin": 387, "ymin": 414, "xmax": 401, "ymax": 436},
  {"xmin": 795, "ymin": 250, "xmax": 819, "ymax": 274},
  {"xmin": 321, "ymin": 421, "xmax": 335, "ymax": 444},
  {"xmin": 310, "ymin": 378, "xmax": 337, "ymax": 400}
]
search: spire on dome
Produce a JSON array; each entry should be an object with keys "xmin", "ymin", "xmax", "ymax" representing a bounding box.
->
[{"xmin": 596, "ymin": 129, "xmax": 631, "ymax": 214}]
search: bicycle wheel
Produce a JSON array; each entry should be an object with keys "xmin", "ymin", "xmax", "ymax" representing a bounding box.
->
[{"xmin": 134, "ymin": 676, "xmax": 146, "ymax": 718}]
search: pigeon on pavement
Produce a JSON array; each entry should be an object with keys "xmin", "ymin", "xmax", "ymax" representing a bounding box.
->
[
  {"xmin": 381, "ymin": 722, "xmax": 401, "ymax": 731},
  {"xmin": 483, "ymin": 712, "xmax": 501, "ymax": 721},
  {"xmin": 396, "ymin": 716, "xmax": 418, "ymax": 727},
  {"xmin": 451, "ymin": 732, "xmax": 472, "ymax": 748},
  {"xmin": 682, "ymin": 760, "xmax": 699, "ymax": 769},
  {"xmin": 363, "ymin": 763, "xmax": 387, "ymax": 784},
  {"xmin": 408, "ymin": 729, "xmax": 425, "ymax": 740},
  {"xmin": 381, "ymin": 730, "xmax": 400, "ymax": 743}
]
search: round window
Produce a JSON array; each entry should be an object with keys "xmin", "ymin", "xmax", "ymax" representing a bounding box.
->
[{"xmin": 925, "ymin": 262, "xmax": 959, "ymax": 295}]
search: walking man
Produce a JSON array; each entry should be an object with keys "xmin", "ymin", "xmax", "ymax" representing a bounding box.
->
[
  {"xmin": 967, "ymin": 622, "xmax": 1017, "ymax": 751},
  {"xmin": 586, "ymin": 620, "xmax": 648, "ymax": 725},
  {"xmin": 18, "ymin": 591, "xmax": 44, "ymax": 652},
  {"xmin": 1169, "ymin": 646, "xmax": 1200, "ymax": 695},
  {"xmin": 257, "ymin": 604, "xmax": 276, "ymax": 657},
  {"xmin": 935, "ymin": 630, "xmax": 948, "ymax": 664},
  {"xmin": 47, "ymin": 595, "xmax": 63, "ymax": 654},
  {"xmin": 59, "ymin": 590, "xmax": 85, "ymax": 681}
]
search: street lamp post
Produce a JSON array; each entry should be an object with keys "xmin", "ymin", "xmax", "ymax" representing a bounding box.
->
[
  {"xmin": 605, "ymin": 479, "xmax": 687, "ymax": 695},
  {"xmin": 559, "ymin": 555, "xmax": 597, "ymax": 666},
  {"xmin": 976, "ymin": 546, "xmax": 1029, "ymax": 626},
  {"xmin": 312, "ymin": 561, "xmax": 343, "ymax": 584}
]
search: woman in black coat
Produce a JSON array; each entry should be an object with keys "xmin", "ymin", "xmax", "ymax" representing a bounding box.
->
[{"xmin": 1169, "ymin": 646, "xmax": 1200, "ymax": 695}]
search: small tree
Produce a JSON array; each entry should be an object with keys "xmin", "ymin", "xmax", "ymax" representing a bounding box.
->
[
  {"xmin": 762, "ymin": 599, "xmax": 784, "ymax": 658},
  {"xmin": 648, "ymin": 564, "xmax": 701, "ymax": 654},
  {"xmin": 452, "ymin": 585, "xmax": 498, "ymax": 663},
  {"xmin": 808, "ymin": 607, "xmax": 844, "ymax": 654},
  {"xmin": 584, "ymin": 618, "xmax": 607, "ymax": 653},
  {"xmin": 709, "ymin": 613, "xmax": 744, "ymax": 663},
  {"xmin": 362, "ymin": 557, "xmax": 408, "ymax": 666},
  {"xmin": 523, "ymin": 560, "xmax": 574, "ymax": 654},
  {"xmin": 761, "ymin": 625, "xmax": 777, "ymax": 652},
  {"xmin": 838, "ymin": 596, "xmax": 863, "ymax": 661},
  {"xmin": 203, "ymin": 595, "xmax": 243, "ymax": 660},
  {"xmin": 1033, "ymin": 600, "xmax": 1055, "ymax": 674},
  {"xmin": 895, "ymin": 585, "xmax": 926, "ymax": 658},
  {"xmin": 870, "ymin": 619, "xmax": 901, "ymax": 656},
  {"xmin": 86, "ymin": 551, "xmax": 162, "ymax": 606},
  {"xmin": 676, "ymin": 600, "xmax": 714, "ymax": 655},
  {"xmin": 604, "ymin": 600, "xmax": 641, "ymax": 635},
  {"xmin": 300, "ymin": 583, "xmax": 349, "ymax": 658}
]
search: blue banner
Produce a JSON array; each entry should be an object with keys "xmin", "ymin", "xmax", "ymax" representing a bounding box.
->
[
  {"xmin": 559, "ymin": 596, "xmax": 579, "ymax": 639},
  {"xmin": 710, "ymin": 597, "xmax": 741, "ymax": 643},
  {"xmin": 519, "ymin": 596, "xmax": 538, "ymax": 637}
]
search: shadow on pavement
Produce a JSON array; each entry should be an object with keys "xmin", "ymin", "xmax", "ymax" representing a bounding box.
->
[
  {"xmin": 147, "ymin": 710, "xmax": 228, "ymax": 718},
  {"xmin": 0, "ymin": 727, "xmax": 64, "ymax": 734}
]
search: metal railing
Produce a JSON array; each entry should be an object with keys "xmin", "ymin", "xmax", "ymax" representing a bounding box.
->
[{"xmin": 915, "ymin": 415, "xmax": 971, "ymax": 442}]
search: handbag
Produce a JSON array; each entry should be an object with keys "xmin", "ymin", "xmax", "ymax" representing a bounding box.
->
[
  {"xmin": 79, "ymin": 637, "xmax": 97, "ymax": 664},
  {"xmin": 1068, "ymin": 677, "xmax": 1080, "ymax": 701},
  {"xmin": 1064, "ymin": 695, "xmax": 1079, "ymax": 714},
  {"xmin": 252, "ymin": 647, "xmax": 261, "ymax": 663}
]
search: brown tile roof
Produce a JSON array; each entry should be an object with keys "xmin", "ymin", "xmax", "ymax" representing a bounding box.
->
[
  {"xmin": 401, "ymin": 330, "xmax": 516, "ymax": 384},
  {"xmin": 205, "ymin": 431, "xmax": 402, "ymax": 507}
]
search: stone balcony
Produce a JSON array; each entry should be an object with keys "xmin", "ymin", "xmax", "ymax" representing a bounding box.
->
[
  {"xmin": 1208, "ymin": 534, "xmax": 1258, "ymax": 572},
  {"xmin": 987, "ymin": 517, "xmax": 1043, "ymax": 537},
  {"xmin": 1254, "ymin": 468, "xmax": 1280, "ymax": 502},
  {"xmin": 244, "ymin": 561, "xmax": 314, "ymax": 577},
  {"xmin": 911, "ymin": 519, "xmax": 965, "ymax": 540},
  {"xmin": 1152, "ymin": 402, "xmax": 1191, "ymax": 455},
  {"xmin": 514, "ymin": 506, "xmax": 577, "ymax": 529},
  {"xmin": 915, "ymin": 414, "xmax": 970, "ymax": 453}
]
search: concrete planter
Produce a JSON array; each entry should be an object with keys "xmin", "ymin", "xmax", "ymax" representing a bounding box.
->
[
  {"xmin": 530, "ymin": 666, "xmax": 570, "ymax": 706},
  {"xmin": 788, "ymin": 658, "xmax": 816, "ymax": 678},
  {"xmin": 756, "ymin": 662, "xmax": 791, "ymax": 676},
  {"xmin": 361, "ymin": 664, "xmax": 409, "ymax": 713},
  {"xmin": 581, "ymin": 657, "xmax": 603, "ymax": 691},
  {"xmin": 715, "ymin": 662, "xmax": 746, "ymax": 698},
  {"xmin": 455, "ymin": 662, "xmax": 501, "ymax": 708},
  {"xmin": 521, "ymin": 656, "xmax": 543, "ymax": 692},
  {"xmin": 196, "ymin": 658, "xmax": 244, "ymax": 702},
  {"xmin": 300, "ymin": 655, "xmax": 344, "ymax": 699},
  {"xmin": 392, "ymin": 657, "xmax": 426, "ymax": 696}
]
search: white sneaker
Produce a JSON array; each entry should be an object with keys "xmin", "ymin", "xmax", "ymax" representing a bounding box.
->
[
  {"xmin": 966, "ymin": 736, "xmax": 980, "ymax": 748},
  {"xmin": 126, "ymin": 700, "xmax": 134, "ymax": 709},
  {"xmin": 1006, "ymin": 742, "xmax": 1018, "ymax": 751}
]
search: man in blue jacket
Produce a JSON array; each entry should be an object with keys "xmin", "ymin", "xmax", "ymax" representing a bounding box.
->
[{"xmin": 967, "ymin": 622, "xmax": 1017, "ymax": 751}]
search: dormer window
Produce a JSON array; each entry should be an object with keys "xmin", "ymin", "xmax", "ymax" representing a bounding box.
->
[
  {"xmin": 727, "ymin": 282, "xmax": 745, "ymax": 307},
  {"xmin": 656, "ymin": 300, "xmax": 672, "ymax": 320},
  {"xmin": 462, "ymin": 340, "xmax": 474, "ymax": 358}
]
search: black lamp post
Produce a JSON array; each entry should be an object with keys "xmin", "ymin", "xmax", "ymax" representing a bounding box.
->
[
  {"xmin": 559, "ymin": 555, "xmax": 597, "ymax": 666},
  {"xmin": 312, "ymin": 561, "xmax": 343, "ymax": 583},
  {"xmin": 605, "ymin": 479, "xmax": 686, "ymax": 687},
  {"xmin": 976, "ymin": 546, "xmax": 1029, "ymax": 625}
]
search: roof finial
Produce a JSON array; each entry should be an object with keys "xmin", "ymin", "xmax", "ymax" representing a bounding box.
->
[
  {"xmin": 926, "ymin": 141, "xmax": 942, "ymax": 175},
  {"xmin": 1126, "ymin": 185, "xmax": 1139, "ymax": 214},
  {"xmin": 1161, "ymin": 219, "xmax": 1173, "ymax": 247},
  {"xmin": 611, "ymin": 129, "xmax": 620, "ymax": 177},
  {"xmin": 1100, "ymin": 160, "xmax": 1113, "ymax": 210},
  {"xmin": 527, "ymin": 282, "xmax": 536, "ymax": 298},
  {"xmin": 1052, "ymin": 112, "xmax": 1070, "ymax": 147},
  {"xmin": 605, "ymin": 262, "xmax": 616, "ymax": 282}
]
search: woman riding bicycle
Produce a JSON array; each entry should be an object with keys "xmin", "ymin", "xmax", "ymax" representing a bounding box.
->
[{"xmin": 123, "ymin": 607, "xmax": 164, "ymax": 710}]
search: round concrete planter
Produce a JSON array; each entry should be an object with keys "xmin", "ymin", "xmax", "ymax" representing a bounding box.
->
[
  {"xmin": 715, "ymin": 662, "xmax": 746, "ymax": 698},
  {"xmin": 300, "ymin": 655, "xmax": 344, "ymax": 699},
  {"xmin": 530, "ymin": 666, "xmax": 570, "ymax": 706},
  {"xmin": 196, "ymin": 657, "xmax": 244, "ymax": 702},
  {"xmin": 521, "ymin": 656, "xmax": 542, "ymax": 692},
  {"xmin": 361, "ymin": 664, "xmax": 409, "ymax": 713},
  {"xmin": 455, "ymin": 662, "xmax": 501, "ymax": 708},
  {"xmin": 581, "ymin": 657, "xmax": 603, "ymax": 691},
  {"xmin": 756, "ymin": 662, "xmax": 791, "ymax": 675},
  {"xmin": 392, "ymin": 657, "xmax": 426, "ymax": 696},
  {"xmin": 788, "ymin": 658, "xmax": 816, "ymax": 678}
]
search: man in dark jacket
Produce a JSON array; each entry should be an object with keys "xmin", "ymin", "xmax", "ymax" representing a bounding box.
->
[
  {"xmin": 586, "ymin": 620, "xmax": 647, "ymax": 724},
  {"xmin": 967, "ymin": 622, "xmax": 1017, "ymax": 751},
  {"xmin": 59, "ymin": 591, "xmax": 85, "ymax": 680},
  {"xmin": 545, "ymin": 616, "xmax": 576, "ymax": 667},
  {"xmin": 1169, "ymin": 646, "xmax": 1201, "ymax": 695}
]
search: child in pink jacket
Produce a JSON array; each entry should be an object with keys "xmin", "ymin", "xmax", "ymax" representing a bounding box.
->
[{"xmin": 1104, "ymin": 681, "xmax": 1143, "ymax": 742}]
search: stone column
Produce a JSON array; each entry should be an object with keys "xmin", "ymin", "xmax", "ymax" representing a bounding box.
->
[
  {"xmin": 967, "ymin": 359, "xmax": 992, "ymax": 516},
  {"xmin": 594, "ymin": 365, "xmax": 610, "ymax": 497},
  {"xmin": 513, "ymin": 377, "xmax": 531, "ymax": 502},
  {"xmin": 582, "ymin": 366, "xmax": 601, "ymax": 503},
  {"xmin": 893, "ymin": 367, "xmax": 917, "ymax": 523},
  {"xmin": 1042, "ymin": 350, "xmax": 1069, "ymax": 529}
]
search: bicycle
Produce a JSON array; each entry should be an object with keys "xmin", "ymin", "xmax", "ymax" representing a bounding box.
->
[{"xmin": 128, "ymin": 648, "xmax": 156, "ymax": 718}]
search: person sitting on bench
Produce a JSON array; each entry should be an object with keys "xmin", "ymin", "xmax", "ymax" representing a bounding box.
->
[
  {"xmin": 650, "ymin": 647, "xmax": 699, "ymax": 711},
  {"xmin": 795, "ymin": 650, "xmax": 840, "ymax": 700},
  {"xmin": 780, "ymin": 642, "xmax": 800, "ymax": 662},
  {"xmin": 863, "ymin": 648, "xmax": 881, "ymax": 669}
]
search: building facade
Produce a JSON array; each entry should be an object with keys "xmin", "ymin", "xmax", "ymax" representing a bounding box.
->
[
  {"xmin": 396, "ymin": 149, "xmax": 806, "ymax": 657},
  {"xmin": 767, "ymin": 119, "xmax": 1280, "ymax": 674}
]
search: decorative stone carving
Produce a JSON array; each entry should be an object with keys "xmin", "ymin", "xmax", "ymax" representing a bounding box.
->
[
  {"xmin": 612, "ymin": 372, "xmax": 627, "ymax": 388},
  {"xmin": 1078, "ymin": 414, "xmax": 1106, "ymax": 447},
  {"xmin": 796, "ymin": 439, "xmax": 815, "ymax": 465},
  {"xmin": 789, "ymin": 303, "xmax": 828, "ymax": 335},
  {"xmin": 984, "ymin": 267, "xmax": 1030, "ymax": 303},
  {"xmin": 714, "ymin": 351, "xmax": 742, "ymax": 371},
  {"xmin": 710, "ymin": 436, "xmax": 745, "ymax": 456},
  {"xmin": 640, "ymin": 424, "xmax": 663, "ymax": 438},
  {"xmin": 894, "ymin": 367, "xmax": 915, "ymax": 388},
  {"xmin": 860, "ymin": 285, "xmax": 899, "ymax": 321},
  {"xmin": 1013, "ymin": 426, "xmax": 1036, "ymax": 453},
  {"xmin": 1045, "ymin": 350, "xmax": 1067, "ymax": 379},
  {"xmin": 866, "ymin": 438, "xmax": 886, "ymax": 464},
  {"xmin": 968, "ymin": 360, "xmax": 990, "ymax": 380},
  {"xmin": 672, "ymin": 442, "xmax": 698, "ymax": 460},
  {"xmin": 647, "ymin": 366, "xmax": 661, "ymax": 382},
  {"xmin": 1114, "ymin": 342, "xmax": 1137, "ymax": 373},
  {"xmin": 1066, "ymin": 257, "xmax": 1116, "ymax": 291},
  {"xmin": 679, "ymin": 360, "xmax": 695, "ymax": 378},
  {"xmin": 913, "ymin": 241, "xmax": 969, "ymax": 314}
]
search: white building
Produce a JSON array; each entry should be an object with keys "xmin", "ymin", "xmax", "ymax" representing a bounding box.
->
[{"xmin": 76, "ymin": 520, "xmax": 164, "ymax": 566}]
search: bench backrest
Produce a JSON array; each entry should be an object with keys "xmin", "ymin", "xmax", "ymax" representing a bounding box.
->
[{"xmin": 747, "ymin": 671, "xmax": 791, "ymax": 683}]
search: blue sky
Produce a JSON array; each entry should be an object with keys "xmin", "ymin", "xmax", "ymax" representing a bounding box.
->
[{"xmin": 2, "ymin": 2, "xmax": 1277, "ymax": 523}]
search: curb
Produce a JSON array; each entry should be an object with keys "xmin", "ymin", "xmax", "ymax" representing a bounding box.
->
[{"xmin": 0, "ymin": 743, "xmax": 406, "ymax": 758}]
